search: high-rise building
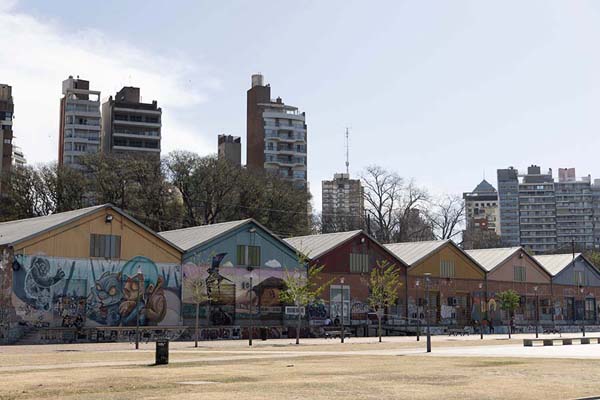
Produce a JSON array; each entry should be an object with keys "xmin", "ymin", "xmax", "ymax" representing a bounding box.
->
[
  {"xmin": 101, "ymin": 87, "xmax": 161, "ymax": 158},
  {"xmin": 59, "ymin": 76, "xmax": 101, "ymax": 169},
  {"xmin": 497, "ymin": 165, "xmax": 596, "ymax": 253},
  {"xmin": 11, "ymin": 145, "xmax": 26, "ymax": 167},
  {"xmin": 0, "ymin": 84, "xmax": 14, "ymax": 181},
  {"xmin": 463, "ymin": 179, "xmax": 500, "ymax": 234},
  {"xmin": 321, "ymin": 173, "xmax": 364, "ymax": 233},
  {"xmin": 246, "ymin": 74, "xmax": 307, "ymax": 188},
  {"xmin": 218, "ymin": 134, "xmax": 241, "ymax": 166},
  {"xmin": 518, "ymin": 165, "xmax": 557, "ymax": 253},
  {"xmin": 497, "ymin": 167, "xmax": 520, "ymax": 246}
]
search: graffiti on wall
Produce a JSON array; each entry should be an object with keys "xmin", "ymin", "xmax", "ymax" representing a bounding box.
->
[
  {"xmin": 11, "ymin": 255, "xmax": 181, "ymax": 328},
  {"xmin": 183, "ymin": 253, "xmax": 291, "ymax": 323}
]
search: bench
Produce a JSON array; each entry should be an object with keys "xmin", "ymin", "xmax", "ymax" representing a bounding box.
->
[
  {"xmin": 523, "ymin": 337, "xmax": 600, "ymax": 347},
  {"xmin": 323, "ymin": 327, "xmax": 353, "ymax": 339},
  {"xmin": 447, "ymin": 327, "xmax": 470, "ymax": 336}
]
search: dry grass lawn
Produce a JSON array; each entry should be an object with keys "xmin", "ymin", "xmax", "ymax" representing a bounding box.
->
[{"xmin": 0, "ymin": 339, "xmax": 598, "ymax": 400}]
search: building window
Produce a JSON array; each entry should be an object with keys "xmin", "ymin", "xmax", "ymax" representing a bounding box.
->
[
  {"xmin": 90, "ymin": 234, "xmax": 121, "ymax": 258},
  {"xmin": 349, "ymin": 253, "xmax": 369, "ymax": 273},
  {"xmin": 236, "ymin": 245, "xmax": 261, "ymax": 266},
  {"xmin": 440, "ymin": 260, "xmax": 455, "ymax": 278},
  {"xmin": 514, "ymin": 266, "xmax": 526, "ymax": 282},
  {"xmin": 575, "ymin": 271, "xmax": 585, "ymax": 286}
]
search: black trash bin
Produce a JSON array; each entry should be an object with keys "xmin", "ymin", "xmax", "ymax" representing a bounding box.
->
[
  {"xmin": 156, "ymin": 340, "xmax": 169, "ymax": 365},
  {"xmin": 260, "ymin": 327, "xmax": 268, "ymax": 341}
]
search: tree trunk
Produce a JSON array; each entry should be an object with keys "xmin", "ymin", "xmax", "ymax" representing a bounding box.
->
[
  {"xmin": 378, "ymin": 314, "xmax": 382, "ymax": 343},
  {"xmin": 296, "ymin": 304, "xmax": 301, "ymax": 345},
  {"xmin": 195, "ymin": 302, "xmax": 200, "ymax": 348},
  {"xmin": 508, "ymin": 311, "xmax": 511, "ymax": 339}
]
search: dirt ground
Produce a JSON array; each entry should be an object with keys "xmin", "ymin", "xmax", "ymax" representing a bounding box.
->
[{"xmin": 1, "ymin": 335, "xmax": 599, "ymax": 399}]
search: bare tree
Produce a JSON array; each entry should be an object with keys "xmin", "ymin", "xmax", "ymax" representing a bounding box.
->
[
  {"xmin": 361, "ymin": 165, "xmax": 403, "ymax": 243},
  {"xmin": 394, "ymin": 179, "xmax": 431, "ymax": 242},
  {"xmin": 185, "ymin": 276, "xmax": 210, "ymax": 348},
  {"xmin": 426, "ymin": 194, "xmax": 465, "ymax": 240}
]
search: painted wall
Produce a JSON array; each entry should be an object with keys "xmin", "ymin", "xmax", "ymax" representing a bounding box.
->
[
  {"xmin": 488, "ymin": 253, "xmax": 551, "ymax": 283},
  {"xmin": 410, "ymin": 244, "xmax": 485, "ymax": 279},
  {"xmin": 553, "ymin": 257, "xmax": 600, "ymax": 287},
  {"xmin": 181, "ymin": 222, "xmax": 302, "ymax": 325},
  {"xmin": 11, "ymin": 254, "xmax": 181, "ymax": 328},
  {"xmin": 15, "ymin": 208, "xmax": 181, "ymax": 264},
  {"xmin": 310, "ymin": 233, "xmax": 407, "ymax": 322}
]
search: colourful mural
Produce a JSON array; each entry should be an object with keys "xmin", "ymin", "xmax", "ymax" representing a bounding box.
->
[
  {"xmin": 182, "ymin": 252, "xmax": 293, "ymax": 324},
  {"xmin": 11, "ymin": 255, "xmax": 181, "ymax": 328}
]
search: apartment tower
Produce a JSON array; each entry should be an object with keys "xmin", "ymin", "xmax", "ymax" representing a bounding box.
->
[
  {"xmin": 101, "ymin": 87, "xmax": 161, "ymax": 158},
  {"xmin": 321, "ymin": 173, "xmax": 365, "ymax": 233},
  {"xmin": 0, "ymin": 84, "xmax": 14, "ymax": 182},
  {"xmin": 58, "ymin": 76, "xmax": 101, "ymax": 169},
  {"xmin": 246, "ymin": 74, "xmax": 307, "ymax": 188},
  {"xmin": 463, "ymin": 179, "xmax": 500, "ymax": 234},
  {"xmin": 217, "ymin": 134, "xmax": 241, "ymax": 166}
]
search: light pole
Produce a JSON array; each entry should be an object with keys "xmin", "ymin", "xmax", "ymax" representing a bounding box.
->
[
  {"xmin": 135, "ymin": 267, "xmax": 143, "ymax": 350},
  {"xmin": 424, "ymin": 273, "xmax": 431, "ymax": 353},
  {"xmin": 340, "ymin": 277, "xmax": 345, "ymax": 344},
  {"xmin": 533, "ymin": 286, "xmax": 539, "ymax": 339},
  {"xmin": 478, "ymin": 283, "xmax": 484, "ymax": 340},
  {"xmin": 580, "ymin": 286, "xmax": 586, "ymax": 337},
  {"xmin": 247, "ymin": 266, "xmax": 254, "ymax": 346},
  {"xmin": 415, "ymin": 280, "xmax": 420, "ymax": 342}
]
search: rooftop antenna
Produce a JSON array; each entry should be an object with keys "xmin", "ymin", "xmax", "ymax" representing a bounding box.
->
[{"xmin": 345, "ymin": 127, "xmax": 350, "ymax": 175}]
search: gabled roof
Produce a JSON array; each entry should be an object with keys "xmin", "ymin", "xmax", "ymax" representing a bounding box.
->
[
  {"xmin": 472, "ymin": 179, "xmax": 497, "ymax": 193},
  {"xmin": 159, "ymin": 219, "xmax": 252, "ymax": 252},
  {"xmin": 534, "ymin": 253, "xmax": 582, "ymax": 276},
  {"xmin": 284, "ymin": 230, "xmax": 363, "ymax": 259},
  {"xmin": 385, "ymin": 239, "xmax": 485, "ymax": 272},
  {"xmin": 284, "ymin": 230, "xmax": 409, "ymax": 267},
  {"xmin": 0, "ymin": 204, "xmax": 183, "ymax": 252},
  {"xmin": 159, "ymin": 218, "xmax": 300, "ymax": 256},
  {"xmin": 466, "ymin": 247, "xmax": 525, "ymax": 272},
  {"xmin": 384, "ymin": 240, "xmax": 449, "ymax": 266}
]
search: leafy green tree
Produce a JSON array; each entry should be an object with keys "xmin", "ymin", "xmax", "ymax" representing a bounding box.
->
[
  {"xmin": 497, "ymin": 289, "xmax": 520, "ymax": 339},
  {"xmin": 280, "ymin": 255, "xmax": 331, "ymax": 345},
  {"xmin": 367, "ymin": 260, "xmax": 402, "ymax": 342}
]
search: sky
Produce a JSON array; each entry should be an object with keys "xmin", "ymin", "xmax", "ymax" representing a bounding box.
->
[{"xmin": 2, "ymin": 0, "xmax": 600, "ymax": 212}]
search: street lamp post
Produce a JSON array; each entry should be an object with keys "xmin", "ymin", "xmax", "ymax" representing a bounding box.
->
[
  {"xmin": 247, "ymin": 266, "xmax": 254, "ymax": 346},
  {"xmin": 580, "ymin": 287, "xmax": 586, "ymax": 337},
  {"xmin": 424, "ymin": 273, "xmax": 431, "ymax": 353},
  {"xmin": 135, "ymin": 267, "xmax": 144, "ymax": 350},
  {"xmin": 478, "ymin": 283, "xmax": 484, "ymax": 340},
  {"xmin": 416, "ymin": 280, "xmax": 420, "ymax": 342},
  {"xmin": 533, "ymin": 286, "xmax": 539, "ymax": 339},
  {"xmin": 340, "ymin": 277, "xmax": 345, "ymax": 344}
]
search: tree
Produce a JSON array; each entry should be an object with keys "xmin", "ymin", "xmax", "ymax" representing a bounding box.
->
[
  {"xmin": 462, "ymin": 226, "xmax": 503, "ymax": 250},
  {"xmin": 426, "ymin": 194, "xmax": 465, "ymax": 240},
  {"xmin": 185, "ymin": 276, "xmax": 210, "ymax": 348},
  {"xmin": 362, "ymin": 165, "xmax": 403, "ymax": 243},
  {"xmin": 497, "ymin": 289, "xmax": 520, "ymax": 339},
  {"xmin": 280, "ymin": 255, "xmax": 331, "ymax": 345},
  {"xmin": 367, "ymin": 260, "xmax": 402, "ymax": 342}
]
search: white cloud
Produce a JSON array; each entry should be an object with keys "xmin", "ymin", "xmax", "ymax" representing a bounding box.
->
[
  {"xmin": 0, "ymin": 1, "xmax": 216, "ymax": 164},
  {"xmin": 264, "ymin": 259, "xmax": 282, "ymax": 268}
]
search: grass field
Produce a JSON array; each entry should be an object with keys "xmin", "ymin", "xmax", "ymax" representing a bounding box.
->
[{"xmin": 1, "ymin": 336, "xmax": 599, "ymax": 399}]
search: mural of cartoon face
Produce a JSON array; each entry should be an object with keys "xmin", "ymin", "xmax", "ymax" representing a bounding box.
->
[
  {"xmin": 92, "ymin": 272, "xmax": 122, "ymax": 307},
  {"xmin": 23, "ymin": 256, "xmax": 66, "ymax": 311}
]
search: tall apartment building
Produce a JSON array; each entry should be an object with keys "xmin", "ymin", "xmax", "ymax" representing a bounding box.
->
[
  {"xmin": 321, "ymin": 173, "xmax": 364, "ymax": 233},
  {"xmin": 0, "ymin": 84, "xmax": 14, "ymax": 181},
  {"xmin": 101, "ymin": 87, "xmax": 161, "ymax": 158},
  {"xmin": 463, "ymin": 179, "xmax": 500, "ymax": 234},
  {"xmin": 59, "ymin": 76, "xmax": 101, "ymax": 169},
  {"xmin": 12, "ymin": 145, "xmax": 26, "ymax": 167},
  {"xmin": 218, "ymin": 134, "xmax": 241, "ymax": 166},
  {"xmin": 497, "ymin": 167, "xmax": 520, "ymax": 246},
  {"xmin": 498, "ymin": 165, "xmax": 596, "ymax": 253},
  {"xmin": 247, "ymin": 74, "xmax": 307, "ymax": 188}
]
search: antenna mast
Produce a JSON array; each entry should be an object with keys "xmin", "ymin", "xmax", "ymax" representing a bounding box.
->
[{"xmin": 345, "ymin": 127, "xmax": 350, "ymax": 175}]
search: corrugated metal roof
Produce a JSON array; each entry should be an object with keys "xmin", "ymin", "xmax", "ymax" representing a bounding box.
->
[
  {"xmin": 284, "ymin": 230, "xmax": 362, "ymax": 259},
  {"xmin": 384, "ymin": 240, "xmax": 449, "ymax": 266},
  {"xmin": 0, "ymin": 204, "xmax": 107, "ymax": 246},
  {"xmin": 534, "ymin": 253, "xmax": 581, "ymax": 276},
  {"xmin": 158, "ymin": 219, "xmax": 252, "ymax": 251},
  {"xmin": 465, "ymin": 247, "xmax": 522, "ymax": 272}
]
